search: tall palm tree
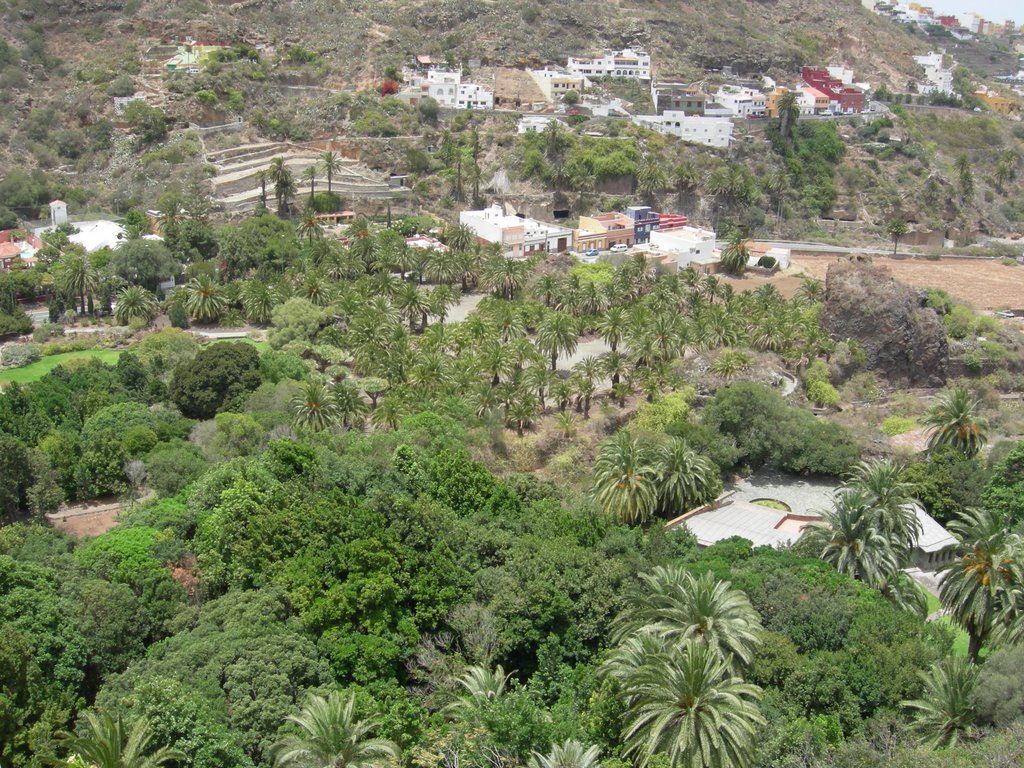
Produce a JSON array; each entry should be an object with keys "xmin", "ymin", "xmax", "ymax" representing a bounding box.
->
[
  {"xmin": 181, "ymin": 274, "xmax": 226, "ymax": 323},
  {"xmin": 255, "ymin": 170, "xmax": 269, "ymax": 206},
  {"xmin": 302, "ymin": 165, "xmax": 318, "ymax": 203},
  {"xmin": 334, "ymin": 381, "xmax": 369, "ymax": 429},
  {"xmin": 57, "ymin": 250, "xmax": 99, "ymax": 315},
  {"xmin": 844, "ymin": 459, "xmax": 921, "ymax": 549},
  {"xmin": 618, "ymin": 640, "xmax": 765, "ymax": 768},
  {"xmin": 802, "ymin": 489, "xmax": 901, "ymax": 590},
  {"xmin": 291, "ymin": 380, "xmax": 341, "ymax": 432},
  {"xmin": 394, "ymin": 282, "xmax": 429, "ymax": 331},
  {"xmin": 776, "ymin": 89, "xmax": 800, "ymax": 143},
  {"xmin": 954, "ymin": 154, "xmax": 974, "ymax": 201},
  {"xmin": 298, "ymin": 212, "xmax": 324, "ymax": 244},
  {"xmin": 58, "ymin": 711, "xmax": 183, "ymax": 768},
  {"xmin": 655, "ymin": 439, "xmax": 722, "ymax": 518},
  {"xmin": 443, "ymin": 223, "xmax": 476, "ymax": 254},
  {"xmin": 592, "ymin": 431, "xmax": 660, "ymax": 525},
  {"xmin": 268, "ymin": 157, "xmax": 295, "ymax": 217},
  {"xmin": 614, "ymin": 566, "xmax": 762, "ymax": 668},
  {"xmin": 320, "ymin": 151, "xmax": 343, "ymax": 194},
  {"xmin": 274, "ymin": 692, "xmax": 399, "ymax": 768},
  {"xmin": 529, "ymin": 741, "xmax": 601, "ymax": 768},
  {"xmin": 369, "ymin": 396, "xmax": 406, "ymax": 431},
  {"xmin": 939, "ymin": 507, "xmax": 1023, "ymax": 661},
  {"xmin": 596, "ymin": 307, "xmax": 627, "ymax": 353},
  {"xmin": 923, "ymin": 387, "xmax": 988, "ymax": 458},
  {"xmin": 902, "ymin": 657, "xmax": 979, "ymax": 749},
  {"xmin": 480, "ymin": 255, "xmax": 529, "ymax": 301},
  {"xmin": 886, "ymin": 219, "xmax": 909, "ymax": 256},
  {"xmin": 636, "ymin": 155, "xmax": 668, "ymax": 206},
  {"xmin": 536, "ymin": 311, "xmax": 578, "ymax": 371},
  {"xmin": 114, "ymin": 286, "xmax": 157, "ymax": 326}
]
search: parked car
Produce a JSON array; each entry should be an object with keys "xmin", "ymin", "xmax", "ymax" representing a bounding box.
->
[
  {"xmin": 585, "ymin": 249, "xmax": 600, "ymax": 258},
  {"xmin": 610, "ymin": 243, "xmax": 629, "ymax": 253}
]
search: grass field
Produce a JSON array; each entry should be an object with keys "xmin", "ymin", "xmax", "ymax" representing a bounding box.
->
[
  {"xmin": 926, "ymin": 591, "xmax": 972, "ymax": 657},
  {"xmin": 0, "ymin": 349, "xmax": 122, "ymax": 385}
]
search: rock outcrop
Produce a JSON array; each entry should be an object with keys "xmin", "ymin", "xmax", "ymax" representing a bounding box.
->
[{"xmin": 821, "ymin": 259, "xmax": 948, "ymax": 387}]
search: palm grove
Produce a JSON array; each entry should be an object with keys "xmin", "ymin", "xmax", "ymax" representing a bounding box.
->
[{"xmin": 3, "ymin": 206, "xmax": 1024, "ymax": 768}]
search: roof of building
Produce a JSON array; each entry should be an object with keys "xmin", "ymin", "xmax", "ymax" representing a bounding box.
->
[
  {"xmin": 912, "ymin": 504, "xmax": 958, "ymax": 552},
  {"xmin": 406, "ymin": 235, "xmax": 449, "ymax": 251},
  {"xmin": 49, "ymin": 200, "xmax": 66, "ymax": 206},
  {"xmin": 0, "ymin": 242, "xmax": 21, "ymax": 258},
  {"xmin": 65, "ymin": 220, "xmax": 127, "ymax": 253},
  {"xmin": 676, "ymin": 500, "xmax": 821, "ymax": 548}
]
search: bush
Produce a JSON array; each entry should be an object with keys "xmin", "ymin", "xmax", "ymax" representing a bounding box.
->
[
  {"xmin": 802, "ymin": 360, "xmax": 831, "ymax": 386},
  {"xmin": 0, "ymin": 342, "xmax": 41, "ymax": 368},
  {"xmin": 944, "ymin": 305, "xmax": 976, "ymax": 339},
  {"xmin": 629, "ymin": 389, "xmax": 696, "ymax": 433},
  {"xmin": 806, "ymin": 380, "xmax": 840, "ymax": 408},
  {"xmin": 757, "ymin": 255, "xmax": 777, "ymax": 270},
  {"xmin": 169, "ymin": 342, "xmax": 262, "ymax": 419},
  {"xmin": 169, "ymin": 303, "xmax": 189, "ymax": 329},
  {"xmin": 881, "ymin": 415, "xmax": 916, "ymax": 436},
  {"xmin": 31, "ymin": 323, "xmax": 64, "ymax": 343}
]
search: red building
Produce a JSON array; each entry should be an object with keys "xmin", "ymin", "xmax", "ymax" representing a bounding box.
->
[
  {"xmin": 935, "ymin": 15, "xmax": 958, "ymax": 27},
  {"xmin": 655, "ymin": 213, "xmax": 689, "ymax": 231},
  {"xmin": 800, "ymin": 67, "xmax": 865, "ymax": 114}
]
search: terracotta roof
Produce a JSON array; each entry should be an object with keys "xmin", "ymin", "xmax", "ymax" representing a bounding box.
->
[
  {"xmin": 0, "ymin": 242, "xmax": 21, "ymax": 258},
  {"xmin": 49, "ymin": 199, "xmax": 66, "ymax": 206}
]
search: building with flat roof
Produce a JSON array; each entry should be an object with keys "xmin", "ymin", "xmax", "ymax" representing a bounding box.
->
[
  {"xmin": 566, "ymin": 48, "xmax": 651, "ymax": 80},
  {"xmin": 530, "ymin": 68, "xmax": 587, "ymax": 101},
  {"xmin": 459, "ymin": 204, "xmax": 572, "ymax": 259},
  {"xmin": 651, "ymin": 80, "xmax": 706, "ymax": 115},
  {"xmin": 634, "ymin": 113, "xmax": 733, "ymax": 148},
  {"xmin": 649, "ymin": 225, "xmax": 717, "ymax": 270},
  {"xmin": 574, "ymin": 212, "xmax": 635, "ymax": 251},
  {"xmin": 626, "ymin": 206, "xmax": 660, "ymax": 244},
  {"xmin": 673, "ymin": 499, "xmax": 821, "ymax": 549}
]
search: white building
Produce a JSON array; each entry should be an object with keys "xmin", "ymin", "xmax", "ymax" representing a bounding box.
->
[
  {"xmin": 459, "ymin": 204, "xmax": 572, "ymax": 259},
  {"xmin": 636, "ymin": 113, "xmax": 733, "ymax": 148},
  {"xmin": 404, "ymin": 69, "xmax": 494, "ymax": 110},
  {"xmin": 649, "ymin": 225, "xmax": 718, "ymax": 269},
  {"xmin": 48, "ymin": 200, "xmax": 68, "ymax": 227},
  {"xmin": 566, "ymin": 48, "xmax": 651, "ymax": 80},
  {"xmin": 517, "ymin": 115, "xmax": 566, "ymax": 134},
  {"xmin": 713, "ymin": 86, "xmax": 766, "ymax": 118},
  {"xmin": 456, "ymin": 82, "xmax": 494, "ymax": 110},
  {"xmin": 530, "ymin": 68, "xmax": 587, "ymax": 101},
  {"xmin": 914, "ymin": 51, "xmax": 954, "ymax": 95}
]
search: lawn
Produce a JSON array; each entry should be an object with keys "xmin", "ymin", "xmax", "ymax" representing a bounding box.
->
[
  {"xmin": 0, "ymin": 349, "xmax": 122, "ymax": 385},
  {"xmin": 926, "ymin": 591, "xmax": 972, "ymax": 657}
]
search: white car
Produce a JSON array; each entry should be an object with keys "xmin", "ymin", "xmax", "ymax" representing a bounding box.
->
[{"xmin": 610, "ymin": 243, "xmax": 629, "ymax": 253}]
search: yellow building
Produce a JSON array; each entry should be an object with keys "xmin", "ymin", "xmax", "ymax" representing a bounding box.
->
[{"xmin": 975, "ymin": 90, "xmax": 1020, "ymax": 116}]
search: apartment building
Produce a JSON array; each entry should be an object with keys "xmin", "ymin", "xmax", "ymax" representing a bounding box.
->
[
  {"xmin": 566, "ymin": 48, "xmax": 651, "ymax": 80},
  {"xmin": 459, "ymin": 205, "xmax": 572, "ymax": 259},
  {"xmin": 574, "ymin": 212, "xmax": 635, "ymax": 252}
]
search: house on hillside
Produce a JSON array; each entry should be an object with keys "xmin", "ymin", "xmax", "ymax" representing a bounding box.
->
[
  {"xmin": 530, "ymin": 68, "xmax": 586, "ymax": 102},
  {"xmin": 634, "ymin": 113, "xmax": 733, "ymax": 148},
  {"xmin": 459, "ymin": 204, "xmax": 572, "ymax": 258},
  {"xmin": 802, "ymin": 67, "xmax": 866, "ymax": 113},
  {"xmin": 649, "ymin": 224, "xmax": 718, "ymax": 271},
  {"xmin": 626, "ymin": 206, "xmax": 660, "ymax": 244},
  {"xmin": 713, "ymin": 86, "xmax": 766, "ymax": 118},
  {"xmin": 913, "ymin": 51, "xmax": 954, "ymax": 95},
  {"xmin": 566, "ymin": 48, "xmax": 651, "ymax": 80},
  {"xmin": 651, "ymin": 80, "xmax": 706, "ymax": 115},
  {"xmin": 574, "ymin": 212, "xmax": 635, "ymax": 252}
]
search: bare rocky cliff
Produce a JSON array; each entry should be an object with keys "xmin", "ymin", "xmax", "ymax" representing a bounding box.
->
[{"xmin": 821, "ymin": 259, "xmax": 948, "ymax": 387}]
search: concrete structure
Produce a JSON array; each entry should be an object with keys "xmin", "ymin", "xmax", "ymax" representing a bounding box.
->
[
  {"xmin": 802, "ymin": 67, "xmax": 866, "ymax": 113},
  {"xmin": 459, "ymin": 204, "xmax": 572, "ymax": 259},
  {"xmin": 674, "ymin": 499, "xmax": 821, "ymax": 548},
  {"xmin": 911, "ymin": 503, "xmax": 958, "ymax": 570},
  {"xmin": 649, "ymin": 225, "xmax": 717, "ymax": 270},
  {"xmin": 651, "ymin": 80, "xmax": 705, "ymax": 115},
  {"xmin": 455, "ymin": 82, "xmax": 494, "ymax": 110},
  {"xmin": 746, "ymin": 243, "xmax": 791, "ymax": 270},
  {"xmin": 626, "ymin": 206, "xmax": 660, "ymax": 244},
  {"xmin": 566, "ymin": 48, "xmax": 651, "ymax": 80},
  {"xmin": 530, "ymin": 68, "xmax": 586, "ymax": 101},
  {"xmin": 975, "ymin": 89, "xmax": 1020, "ymax": 115},
  {"xmin": 49, "ymin": 200, "xmax": 68, "ymax": 227},
  {"xmin": 405, "ymin": 235, "xmax": 448, "ymax": 252},
  {"xmin": 635, "ymin": 113, "xmax": 733, "ymax": 148},
  {"xmin": 517, "ymin": 115, "xmax": 566, "ymax": 134},
  {"xmin": 405, "ymin": 69, "xmax": 495, "ymax": 110},
  {"xmin": 799, "ymin": 86, "xmax": 830, "ymax": 115},
  {"xmin": 913, "ymin": 52, "xmax": 954, "ymax": 95},
  {"xmin": 713, "ymin": 86, "xmax": 766, "ymax": 118},
  {"xmin": 574, "ymin": 212, "xmax": 635, "ymax": 252}
]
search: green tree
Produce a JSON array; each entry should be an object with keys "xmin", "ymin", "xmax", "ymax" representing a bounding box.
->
[
  {"xmin": 58, "ymin": 711, "xmax": 184, "ymax": 768},
  {"xmin": 169, "ymin": 342, "xmax": 262, "ymax": 419},
  {"xmin": 528, "ymin": 741, "xmax": 600, "ymax": 768},
  {"xmin": 617, "ymin": 639, "xmax": 764, "ymax": 768},
  {"xmin": 320, "ymin": 152, "xmax": 343, "ymax": 193},
  {"xmin": 637, "ymin": 155, "xmax": 668, "ymax": 206},
  {"xmin": 592, "ymin": 431, "xmax": 660, "ymax": 525},
  {"xmin": 297, "ymin": 212, "xmax": 324, "ymax": 244},
  {"xmin": 923, "ymin": 387, "xmax": 988, "ymax": 458},
  {"xmin": 902, "ymin": 657, "xmax": 979, "ymax": 748},
  {"xmin": 886, "ymin": 219, "xmax": 909, "ymax": 256},
  {"xmin": 273, "ymin": 693, "xmax": 398, "ymax": 768},
  {"xmin": 291, "ymin": 380, "xmax": 340, "ymax": 432},
  {"xmin": 719, "ymin": 235, "xmax": 749, "ymax": 276},
  {"xmin": 114, "ymin": 286, "xmax": 158, "ymax": 326},
  {"xmin": 180, "ymin": 275, "xmax": 226, "ymax": 324},
  {"xmin": 535, "ymin": 311, "xmax": 578, "ymax": 371},
  {"xmin": 776, "ymin": 90, "xmax": 800, "ymax": 143},
  {"xmin": 56, "ymin": 250, "xmax": 99, "ymax": 315},
  {"xmin": 655, "ymin": 438, "xmax": 722, "ymax": 516},
  {"xmin": 109, "ymin": 240, "xmax": 179, "ymax": 291}
]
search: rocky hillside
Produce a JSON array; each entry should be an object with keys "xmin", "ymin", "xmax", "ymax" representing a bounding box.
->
[{"xmin": 20, "ymin": 0, "xmax": 927, "ymax": 85}]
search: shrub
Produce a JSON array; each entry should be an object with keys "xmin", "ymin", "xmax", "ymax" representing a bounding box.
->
[
  {"xmin": 881, "ymin": 415, "xmax": 916, "ymax": 436},
  {"xmin": 31, "ymin": 323, "xmax": 64, "ymax": 343},
  {"xmin": 0, "ymin": 342, "xmax": 41, "ymax": 368},
  {"xmin": 169, "ymin": 303, "xmax": 190, "ymax": 329},
  {"xmin": 757, "ymin": 255, "xmax": 777, "ymax": 270},
  {"xmin": 806, "ymin": 380, "xmax": 840, "ymax": 408},
  {"xmin": 41, "ymin": 338, "xmax": 94, "ymax": 355},
  {"xmin": 802, "ymin": 359, "xmax": 831, "ymax": 386},
  {"xmin": 944, "ymin": 305, "xmax": 975, "ymax": 339},
  {"xmin": 629, "ymin": 389, "xmax": 696, "ymax": 433}
]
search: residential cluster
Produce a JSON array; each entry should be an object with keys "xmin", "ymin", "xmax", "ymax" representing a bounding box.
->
[
  {"xmin": 396, "ymin": 60, "xmax": 495, "ymax": 111},
  {"xmin": 457, "ymin": 203, "xmax": 792, "ymax": 274},
  {"xmin": 864, "ymin": 0, "xmax": 1019, "ymax": 36}
]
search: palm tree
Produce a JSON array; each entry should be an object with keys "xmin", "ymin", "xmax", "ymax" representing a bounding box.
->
[
  {"xmin": 776, "ymin": 89, "xmax": 800, "ymax": 143},
  {"xmin": 592, "ymin": 431, "xmax": 660, "ymax": 525},
  {"xmin": 719, "ymin": 235, "xmax": 749, "ymax": 276},
  {"xmin": 241, "ymin": 280, "xmax": 281, "ymax": 324},
  {"xmin": 428, "ymin": 284, "xmax": 460, "ymax": 324},
  {"xmin": 636, "ymin": 155, "xmax": 668, "ymax": 206},
  {"xmin": 291, "ymin": 380, "xmax": 340, "ymax": 432},
  {"xmin": 939, "ymin": 507, "xmax": 1023, "ymax": 661},
  {"xmin": 802, "ymin": 488, "xmax": 901, "ymax": 590},
  {"xmin": 844, "ymin": 459, "xmax": 921, "ymax": 549},
  {"xmin": 298, "ymin": 212, "xmax": 324, "ymax": 244},
  {"xmin": 618, "ymin": 640, "xmax": 765, "ymax": 768},
  {"xmin": 444, "ymin": 223, "xmax": 476, "ymax": 255},
  {"xmin": 529, "ymin": 741, "xmax": 601, "ymax": 768},
  {"xmin": 709, "ymin": 348, "xmax": 751, "ymax": 380},
  {"xmin": 370, "ymin": 396, "xmax": 406, "ymax": 431},
  {"xmin": 614, "ymin": 566, "xmax": 762, "ymax": 667},
  {"xmin": 255, "ymin": 170, "xmax": 269, "ymax": 207},
  {"xmin": 506, "ymin": 390, "xmax": 540, "ymax": 437},
  {"xmin": 268, "ymin": 157, "xmax": 295, "ymax": 217},
  {"xmin": 114, "ymin": 286, "xmax": 157, "ymax": 325},
  {"xmin": 181, "ymin": 274, "xmax": 225, "ymax": 323},
  {"xmin": 334, "ymin": 381, "xmax": 369, "ymax": 429},
  {"xmin": 655, "ymin": 439, "xmax": 722, "ymax": 518},
  {"xmin": 923, "ymin": 387, "xmax": 988, "ymax": 458},
  {"xmin": 536, "ymin": 311, "xmax": 578, "ymax": 371},
  {"xmin": 274, "ymin": 692, "xmax": 399, "ymax": 768},
  {"xmin": 886, "ymin": 219, "xmax": 909, "ymax": 256},
  {"xmin": 447, "ymin": 664, "xmax": 513, "ymax": 713},
  {"xmin": 903, "ymin": 657, "xmax": 979, "ymax": 749},
  {"xmin": 954, "ymin": 154, "xmax": 974, "ymax": 201},
  {"xmin": 302, "ymin": 165, "xmax": 317, "ymax": 203},
  {"xmin": 480, "ymin": 255, "xmax": 529, "ymax": 301},
  {"xmin": 320, "ymin": 151, "xmax": 343, "ymax": 194},
  {"xmin": 58, "ymin": 711, "xmax": 183, "ymax": 768},
  {"xmin": 57, "ymin": 250, "xmax": 99, "ymax": 315}
]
